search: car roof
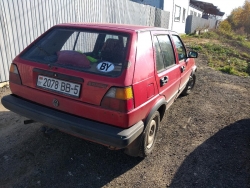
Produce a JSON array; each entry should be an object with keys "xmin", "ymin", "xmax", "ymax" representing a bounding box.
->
[{"xmin": 55, "ymin": 23, "xmax": 176, "ymax": 34}]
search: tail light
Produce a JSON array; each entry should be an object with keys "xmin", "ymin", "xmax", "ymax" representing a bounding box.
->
[
  {"xmin": 9, "ymin": 63, "xmax": 22, "ymax": 85},
  {"xmin": 101, "ymin": 86, "xmax": 134, "ymax": 112}
]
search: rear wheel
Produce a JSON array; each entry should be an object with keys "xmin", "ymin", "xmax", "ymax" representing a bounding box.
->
[
  {"xmin": 139, "ymin": 111, "xmax": 160, "ymax": 157},
  {"xmin": 124, "ymin": 111, "xmax": 160, "ymax": 157},
  {"xmin": 182, "ymin": 74, "xmax": 196, "ymax": 95}
]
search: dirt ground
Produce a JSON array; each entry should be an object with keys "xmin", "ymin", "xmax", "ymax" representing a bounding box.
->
[{"xmin": 0, "ymin": 55, "xmax": 250, "ymax": 188}]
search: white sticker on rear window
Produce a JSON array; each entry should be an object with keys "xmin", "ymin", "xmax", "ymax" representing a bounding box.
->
[{"xmin": 97, "ymin": 62, "xmax": 114, "ymax": 72}]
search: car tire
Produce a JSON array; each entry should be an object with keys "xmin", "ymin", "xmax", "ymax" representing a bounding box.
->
[
  {"xmin": 139, "ymin": 111, "xmax": 160, "ymax": 157},
  {"xmin": 182, "ymin": 74, "xmax": 196, "ymax": 95}
]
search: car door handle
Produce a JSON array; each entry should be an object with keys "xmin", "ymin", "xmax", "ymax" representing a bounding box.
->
[
  {"xmin": 160, "ymin": 76, "xmax": 169, "ymax": 86},
  {"xmin": 181, "ymin": 66, "xmax": 186, "ymax": 73}
]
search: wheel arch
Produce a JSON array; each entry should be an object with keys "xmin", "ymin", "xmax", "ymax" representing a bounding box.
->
[
  {"xmin": 124, "ymin": 97, "xmax": 166, "ymax": 157},
  {"xmin": 191, "ymin": 65, "xmax": 197, "ymax": 75},
  {"xmin": 144, "ymin": 97, "xmax": 166, "ymax": 125}
]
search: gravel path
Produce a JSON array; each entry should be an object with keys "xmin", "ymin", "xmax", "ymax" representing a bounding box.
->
[{"xmin": 0, "ymin": 55, "xmax": 250, "ymax": 188}]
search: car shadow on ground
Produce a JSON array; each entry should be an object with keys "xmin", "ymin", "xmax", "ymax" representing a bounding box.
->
[
  {"xmin": 169, "ymin": 119, "xmax": 250, "ymax": 188},
  {"xmin": 0, "ymin": 111, "xmax": 142, "ymax": 188}
]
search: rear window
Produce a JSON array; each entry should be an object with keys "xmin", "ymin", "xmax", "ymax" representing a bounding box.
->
[{"xmin": 22, "ymin": 28, "xmax": 130, "ymax": 77}]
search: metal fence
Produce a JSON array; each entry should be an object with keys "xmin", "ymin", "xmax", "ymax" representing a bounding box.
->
[
  {"xmin": 155, "ymin": 8, "xmax": 170, "ymax": 29},
  {"xmin": 185, "ymin": 15, "xmax": 218, "ymax": 34},
  {"xmin": 0, "ymin": 0, "xmax": 170, "ymax": 83}
]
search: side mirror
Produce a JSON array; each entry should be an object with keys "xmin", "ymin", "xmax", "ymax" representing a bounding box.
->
[{"xmin": 187, "ymin": 51, "xmax": 198, "ymax": 58}]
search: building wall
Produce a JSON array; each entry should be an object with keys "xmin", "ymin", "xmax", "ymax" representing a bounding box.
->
[
  {"xmin": 131, "ymin": 0, "xmax": 205, "ymax": 34},
  {"xmin": 185, "ymin": 15, "xmax": 218, "ymax": 34},
  {"xmin": 163, "ymin": 0, "xmax": 190, "ymax": 34}
]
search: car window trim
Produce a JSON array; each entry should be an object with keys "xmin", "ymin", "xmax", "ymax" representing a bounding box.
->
[
  {"xmin": 73, "ymin": 31, "xmax": 81, "ymax": 51},
  {"xmin": 171, "ymin": 35, "xmax": 187, "ymax": 61}
]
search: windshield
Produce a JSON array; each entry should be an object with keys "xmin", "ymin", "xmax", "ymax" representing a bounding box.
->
[{"xmin": 22, "ymin": 28, "xmax": 130, "ymax": 77}]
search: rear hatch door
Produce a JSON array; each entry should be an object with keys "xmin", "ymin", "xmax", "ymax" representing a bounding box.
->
[{"xmin": 15, "ymin": 27, "xmax": 131, "ymax": 106}]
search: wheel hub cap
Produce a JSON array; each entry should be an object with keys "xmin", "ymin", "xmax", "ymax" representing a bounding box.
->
[{"xmin": 147, "ymin": 120, "xmax": 156, "ymax": 149}]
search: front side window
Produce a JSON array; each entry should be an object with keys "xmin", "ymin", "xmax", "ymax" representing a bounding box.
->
[
  {"xmin": 172, "ymin": 35, "xmax": 186, "ymax": 61},
  {"xmin": 154, "ymin": 35, "xmax": 176, "ymax": 72},
  {"xmin": 22, "ymin": 28, "xmax": 129, "ymax": 77}
]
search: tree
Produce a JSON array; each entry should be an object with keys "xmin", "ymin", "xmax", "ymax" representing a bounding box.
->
[
  {"xmin": 227, "ymin": 7, "xmax": 243, "ymax": 30},
  {"xmin": 240, "ymin": 1, "xmax": 250, "ymax": 36},
  {"xmin": 226, "ymin": 1, "xmax": 250, "ymax": 36}
]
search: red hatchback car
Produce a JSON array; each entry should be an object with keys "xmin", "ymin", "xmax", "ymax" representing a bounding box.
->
[{"xmin": 2, "ymin": 23, "xmax": 197, "ymax": 157}]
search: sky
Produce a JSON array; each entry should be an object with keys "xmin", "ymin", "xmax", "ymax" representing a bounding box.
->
[{"xmin": 202, "ymin": 0, "xmax": 247, "ymax": 18}]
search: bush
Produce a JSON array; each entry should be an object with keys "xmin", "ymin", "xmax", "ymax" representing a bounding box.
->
[
  {"xmin": 200, "ymin": 31, "xmax": 219, "ymax": 39},
  {"xmin": 236, "ymin": 35, "xmax": 245, "ymax": 41},
  {"xmin": 219, "ymin": 20, "xmax": 232, "ymax": 32},
  {"xmin": 235, "ymin": 27, "xmax": 246, "ymax": 36}
]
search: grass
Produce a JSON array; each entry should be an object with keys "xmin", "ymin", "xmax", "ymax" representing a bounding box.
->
[
  {"xmin": 183, "ymin": 30, "xmax": 250, "ymax": 77},
  {"xmin": 218, "ymin": 66, "xmax": 236, "ymax": 75}
]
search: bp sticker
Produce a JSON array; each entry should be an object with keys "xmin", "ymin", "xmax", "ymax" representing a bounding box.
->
[{"xmin": 97, "ymin": 62, "xmax": 114, "ymax": 72}]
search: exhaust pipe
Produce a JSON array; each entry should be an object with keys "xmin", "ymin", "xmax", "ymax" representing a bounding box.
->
[{"xmin": 24, "ymin": 119, "xmax": 35, "ymax": 124}]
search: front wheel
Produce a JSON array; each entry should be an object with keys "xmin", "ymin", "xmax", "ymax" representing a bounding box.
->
[{"xmin": 182, "ymin": 74, "xmax": 196, "ymax": 95}]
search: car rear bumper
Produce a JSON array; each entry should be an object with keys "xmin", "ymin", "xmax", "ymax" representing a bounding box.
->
[{"xmin": 1, "ymin": 95, "xmax": 144, "ymax": 149}]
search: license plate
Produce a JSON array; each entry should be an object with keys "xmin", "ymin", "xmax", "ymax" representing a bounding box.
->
[{"xmin": 37, "ymin": 75, "xmax": 81, "ymax": 97}]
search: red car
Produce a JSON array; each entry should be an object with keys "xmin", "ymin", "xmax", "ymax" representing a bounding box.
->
[{"xmin": 2, "ymin": 23, "xmax": 197, "ymax": 157}]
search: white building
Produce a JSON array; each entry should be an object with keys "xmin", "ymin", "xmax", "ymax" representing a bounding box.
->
[
  {"xmin": 189, "ymin": 4, "xmax": 203, "ymax": 18},
  {"xmin": 164, "ymin": 0, "xmax": 191, "ymax": 34}
]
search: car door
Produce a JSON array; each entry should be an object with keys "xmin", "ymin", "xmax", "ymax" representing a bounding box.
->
[
  {"xmin": 152, "ymin": 32, "xmax": 181, "ymax": 105},
  {"xmin": 171, "ymin": 35, "xmax": 192, "ymax": 92}
]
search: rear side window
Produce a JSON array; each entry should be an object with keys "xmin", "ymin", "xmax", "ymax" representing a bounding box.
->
[
  {"xmin": 22, "ymin": 28, "xmax": 130, "ymax": 77},
  {"xmin": 154, "ymin": 37, "xmax": 165, "ymax": 72},
  {"xmin": 154, "ymin": 35, "xmax": 176, "ymax": 72}
]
